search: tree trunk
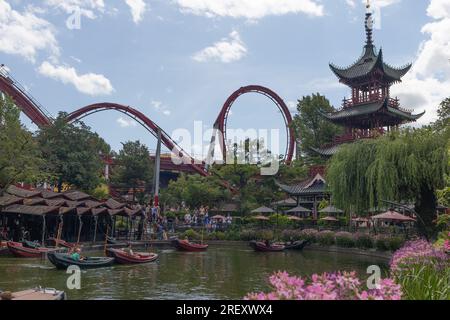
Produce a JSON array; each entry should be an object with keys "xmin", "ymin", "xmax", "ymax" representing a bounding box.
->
[{"xmin": 415, "ymin": 185, "xmax": 438, "ymax": 240}]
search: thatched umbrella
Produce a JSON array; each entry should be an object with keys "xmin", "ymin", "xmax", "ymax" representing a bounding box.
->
[
  {"xmin": 286, "ymin": 205, "xmax": 312, "ymax": 217},
  {"xmin": 371, "ymin": 210, "xmax": 416, "ymax": 222},
  {"xmin": 320, "ymin": 216, "xmax": 338, "ymax": 222},
  {"xmin": 320, "ymin": 206, "xmax": 344, "ymax": 215},
  {"xmin": 287, "ymin": 216, "xmax": 303, "ymax": 221},
  {"xmin": 252, "ymin": 215, "xmax": 270, "ymax": 221},
  {"xmin": 251, "ymin": 206, "xmax": 275, "ymax": 214}
]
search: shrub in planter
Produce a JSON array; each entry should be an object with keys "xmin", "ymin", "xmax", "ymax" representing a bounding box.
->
[
  {"xmin": 354, "ymin": 233, "xmax": 373, "ymax": 249},
  {"xmin": 240, "ymin": 229, "xmax": 258, "ymax": 241},
  {"xmin": 183, "ymin": 229, "xmax": 201, "ymax": 240},
  {"xmin": 375, "ymin": 236, "xmax": 389, "ymax": 251},
  {"xmin": 257, "ymin": 230, "xmax": 274, "ymax": 241},
  {"xmin": 281, "ymin": 230, "xmax": 302, "ymax": 242},
  {"xmin": 387, "ymin": 237, "xmax": 405, "ymax": 252},
  {"xmin": 335, "ymin": 231, "xmax": 355, "ymax": 248},
  {"xmin": 317, "ymin": 230, "xmax": 335, "ymax": 246},
  {"xmin": 225, "ymin": 230, "xmax": 240, "ymax": 241},
  {"xmin": 299, "ymin": 229, "xmax": 319, "ymax": 242}
]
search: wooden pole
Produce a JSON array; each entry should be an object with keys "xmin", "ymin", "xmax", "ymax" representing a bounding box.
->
[
  {"xmin": 93, "ymin": 215, "xmax": 98, "ymax": 243},
  {"xmin": 55, "ymin": 215, "xmax": 63, "ymax": 248},
  {"xmin": 104, "ymin": 223, "xmax": 109, "ymax": 256},
  {"xmin": 76, "ymin": 215, "xmax": 83, "ymax": 245},
  {"xmin": 41, "ymin": 215, "xmax": 46, "ymax": 246}
]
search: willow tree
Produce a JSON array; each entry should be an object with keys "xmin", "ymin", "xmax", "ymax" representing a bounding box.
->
[{"xmin": 327, "ymin": 128, "xmax": 449, "ymax": 238}]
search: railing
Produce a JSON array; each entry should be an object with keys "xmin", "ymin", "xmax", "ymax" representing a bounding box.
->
[
  {"xmin": 341, "ymin": 94, "xmax": 413, "ymax": 114},
  {"xmin": 0, "ymin": 66, "xmax": 54, "ymax": 121},
  {"xmin": 331, "ymin": 128, "xmax": 385, "ymax": 145}
]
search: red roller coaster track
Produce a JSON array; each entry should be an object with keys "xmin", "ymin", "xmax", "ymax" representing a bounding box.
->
[
  {"xmin": 0, "ymin": 70, "xmax": 296, "ymax": 175},
  {"xmin": 66, "ymin": 103, "xmax": 208, "ymax": 176},
  {"xmin": 211, "ymin": 85, "xmax": 295, "ymax": 165}
]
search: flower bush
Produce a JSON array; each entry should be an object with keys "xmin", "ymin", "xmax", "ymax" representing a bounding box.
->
[
  {"xmin": 390, "ymin": 239, "xmax": 450, "ymax": 300},
  {"xmin": 281, "ymin": 230, "xmax": 302, "ymax": 242},
  {"xmin": 390, "ymin": 239, "xmax": 448, "ymax": 272},
  {"xmin": 299, "ymin": 229, "xmax": 318, "ymax": 242},
  {"xmin": 335, "ymin": 232, "xmax": 355, "ymax": 248},
  {"xmin": 245, "ymin": 271, "xmax": 401, "ymax": 300},
  {"xmin": 316, "ymin": 230, "xmax": 335, "ymax": 246}
]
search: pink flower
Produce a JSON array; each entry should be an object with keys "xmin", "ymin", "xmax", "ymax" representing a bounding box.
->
[{"xmin": 245, "ymin": 271, "xmax": 402, "ymax": 301}]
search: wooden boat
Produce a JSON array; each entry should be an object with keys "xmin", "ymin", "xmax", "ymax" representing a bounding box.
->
[
  {"xmin": 48, "ymin": 238, "xmax": 76, "ymax": 249},
  {"xmin": 47, "ymin": 252, "xmax": 115, "ymax": 270},
  {"xmin": 249, "ymin": 241, "xmax": 285, "ymax": 252},
  {"xmin": 1, "ymin": 287, "xmax": 66, "ymax": 300},
  {"xmin": 7, "ymin": 241, "xmax": 57, "ymax": 258},
  {"xmin": 284, "ymin": 240, "xmax": 309, "ymax": 250},
  {"xmin": 172, "ymin": 239, "xmax": 209, "ymax": 252},
  {"xmin": 106, "ymin": 236, "xmax": 126, "ymax": 246},
  {"xmin": 106, "ymin": 248, "xmax": 159, "ymax": 264},
  {"xmin": 22, "ymin": 240, "xmax": 42, "ymax": 249},
  {"xmin": 0, "ymin": 241, "xmax": 9, "ymax": 255}
]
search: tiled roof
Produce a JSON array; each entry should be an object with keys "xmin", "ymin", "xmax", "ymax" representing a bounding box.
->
[
  {"xmin": 277, "ymin": 174, "xmax": 327, "ymax": 196},
  {"xmin": 330, "ymin": 46, "xmax": 411, "ymax": 82},
  {"xmin": 63, "ymin": 191, "xmax": 91, "ymax": 201},
  {"xmin": 319, "ymin": 98, "xmax": 425, "ymax": 124},
  {"xmin": 3, "ymin": 205, "xmax": 60, "ymax": 216},
  {"xmin": 105, "ymin": 198, "xmax": 126, "ymax": 209},
  {"xmin": 0, "ymin": 194, "xmax": 24, "ymax": 206},
  {"xmin": 310, "ymin": 145, "xmax": 341, "ymax": 157},
  {"xmin": 6, "ymin": 185, "xmax": 41, "ymax": 198}
]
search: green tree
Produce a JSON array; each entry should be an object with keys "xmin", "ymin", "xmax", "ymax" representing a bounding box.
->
[
  {"xmin": 111, "ymin": 140, "xmax": 153, "ymax": 202},
  {"xmin": 160, "ymin": 173, "xmax": 230, "ymax": 209},
  {"xmin": 327, "ymin": 128, "xmax": 449, "ymax": 238},
  {"xmin": 37, "ymin": 113, "xmax": 110, "ymax": 192},
  {"xmin": 0, "ymin": 95, "xmax": 45, "ymax": 194},
  {"xmin": 292, "ymin": 94, "xmax": 343, "ymax": 163}
]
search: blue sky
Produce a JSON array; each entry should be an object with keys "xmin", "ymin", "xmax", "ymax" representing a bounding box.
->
[{"xmin": 1, "ymin": 0, "xmax": 449, "ymax": 156}]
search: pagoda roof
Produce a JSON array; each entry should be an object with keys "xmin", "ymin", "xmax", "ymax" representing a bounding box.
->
[
  {"xmin": 318, "ymin": 98, "xmax": 425, "ymax": 127},
  {"xmin": 276, "ymin": 173, "xmax": 327, "ymax": 196},
  {"xmin": 310, "ymin": 145, "xmax": 341, "ymax": 157},
  {"xmin": 330, "ymin": 46, "xmax": 411, "ymax": 83}
]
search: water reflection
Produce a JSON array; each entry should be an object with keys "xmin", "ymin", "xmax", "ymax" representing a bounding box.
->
[{"xmin": 0, "ymin": 244, "xmax": 388, "ymax": 300}]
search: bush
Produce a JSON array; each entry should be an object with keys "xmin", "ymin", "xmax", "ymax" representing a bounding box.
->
[
  {"xmin": 354, "ymin": 233, "xmax": 373, "ymax": 249},
  {"xmin": 387, "ymin": 237, "xmax": 405, "ymax": 252},
  {"xmin": 375, "ymin": 236, "xmax": 389, "ymax": 251},
  {"xmin": 317, "ymin": 230, "xmax": 335, "ymax": 246},
  {"xmin": 257, "ymin": 230, "xmax": 274, "ymax": 241},
  {"xmin": 335, "ymin": 232, "xmax": 355, "ymax": 248},
  {"xmin": 183, "ymin": 229, "xmax": 201, "ymax": 240},
  {"xmin": 299, "ymin": 229, "xmax": 318, "ymax": 242},
  {"xmin": 225, "ymin": 230, "xmax": 240, "ymax": 241},
  {"xmin": 391, "ymin": 240, "xmax": 450, "ymax": 300},
  {"xmin": 281, "ymin": 230, "xmax": 302, "ymax": 242},
  {"xmin": 240, "ymin": 229, "xmax": 258, "ymax": 241},
  {"xmin": 210, "ymin": 231, "xmax": 226, "ymax": 240}
]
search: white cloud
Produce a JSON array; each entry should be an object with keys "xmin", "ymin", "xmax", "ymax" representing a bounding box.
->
[
  {"xmin": 193, "ymin": 30, "xmax": 247, "ymax": 63},
  {"xmin": 117, "ymin": 117, "xmax": 137, "ymax": 128},
  {"xmin": 151, "ymin": 100, "xmax": 171, "ymax": 116},
  {"xmin": 175, "ymin": 0, "xmax": 324, "ymax": 19},
  {"xmin": 392, "ymin": 0, "xmax": 450, "ymax": 125},
  {"xmin": 0, "ymin": 0, "xmax": 59, "ymax": 63},
  {"xmin": 38, "ymin": 61, "xmax": 114, "ymax": 96},
  {"xmin": 125, "ymin": 0, "xmax": 147, "ymax": 24},
  {"xmin": 44, "ymin": 0, "xmax": 105, "ymax": 19}
]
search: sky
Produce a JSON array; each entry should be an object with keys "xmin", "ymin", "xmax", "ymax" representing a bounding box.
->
[{"xmin": 1, "ymin": 0, "xmax": 449, "ymax": 158}]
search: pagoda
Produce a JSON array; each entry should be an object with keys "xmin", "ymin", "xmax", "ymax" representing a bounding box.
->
[{"xmin": 313, "ymin": 1, "xmax": 424, "ymax": 156}]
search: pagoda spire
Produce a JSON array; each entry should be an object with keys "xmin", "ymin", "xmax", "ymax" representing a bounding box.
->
[{"xmin": 365, "ymin": 0, "xmax": 374, "ymax": 46}]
